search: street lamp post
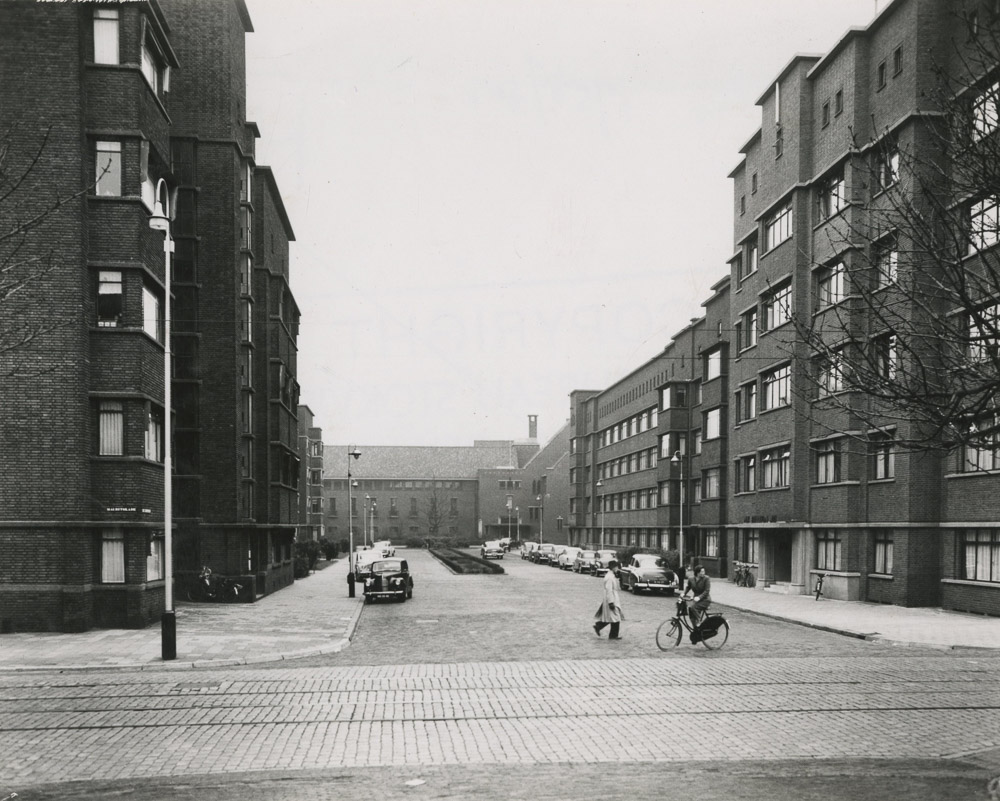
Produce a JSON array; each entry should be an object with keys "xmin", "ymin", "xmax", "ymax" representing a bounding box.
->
[
  {"xmin": 149, "ymin": 178, "xmax": 176, "ymax": 661},
  {"xmin": 363, "ymin": 494, "xmax": 370, "ymax": 547},
  {"xmin": 347, "ymin": 448, "xmax": 361, "ymax": 595},
  {"xmin": 671, "ymin": 450, "xmax": 685, "ymax": 569},
  {"xmin": 536, "ymin": 494, "xmax": 545, "ymax": 545},
  {"xmin": 369, "ymin": 498, "xmax": 377, "ymax": 545},
  {"xmin": 596, "ymin": 480, "xmax": 605, "ymax": 550}
]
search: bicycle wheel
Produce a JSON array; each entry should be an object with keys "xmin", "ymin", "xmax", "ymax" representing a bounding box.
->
[
  {"xmin": 655, "ymin": 618, "xmax": 683, "ymax": 650},
  {"xmin": 745, "ymin": 572, "xmax": 756, "ymax": 588},
  {"xmin": 700, "ymin": 618, "xmax": 729, "ymax": 650}
]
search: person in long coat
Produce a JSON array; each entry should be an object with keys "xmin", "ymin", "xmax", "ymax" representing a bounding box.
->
[{"xmin": 593, "ymin": 559, "xmax": 623, "ymax": 639}]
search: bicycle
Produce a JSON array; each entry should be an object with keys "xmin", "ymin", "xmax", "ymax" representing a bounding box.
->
[
  {"xmin": 656, "ymin": 596, "xmax": 730, "ymax": 650},
  {"xmin": 814, "ymin": 572, "xmax": 827, "ymax": 601},
  {"xmin": 732, "ymin": 560, "xmax": 756, "ymax": 587}
]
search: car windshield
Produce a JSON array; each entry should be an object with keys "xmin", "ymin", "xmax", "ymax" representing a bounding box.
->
[
  {"xmin": 371, "ymin": 560, "xmax": 403, "ymax": 574},
  {"xmin": 579, "ymin": 551, "xmax": 596, "ymax": 559},
  {"xmin": 635, "ymin": 555, "xmax": 661, "ymax": 566}
]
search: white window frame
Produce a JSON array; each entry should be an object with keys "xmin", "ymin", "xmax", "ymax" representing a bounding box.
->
[
  {"xmin": 93, "ymin": 8, "xmax": 120, "ymax": 65},
  {"xmin": 147, "ymin": 535, "xmax": 165, "ymax": 581},
  {"xmin": 973, "ymin": 80, "xmax": 1000, "ymax": 142},
  {"xmin": 142, "ymin": 285, "xmax": 162, "ymax": 342},
  {"xmin": 817, "ymin": 262, "xmax": 846, "ymax": 307},
  {"xmin": 762, "ymin": 364, "xmax": 791, "ymax": 409},
  {"xmin": 970, "ymin": 196, "xmax": 1000, "ymax": 254},
  {"xmin": 765, "ymin": 205, "xmax": 793, "ymax": 251},
  {"xmin": 705, "ymin": 349, "xmax": 722, "ymax": 381},
  {"xmin": 704, "ymin": 407, "xmax": 721, "ymax": 440},
  {"xmin": 95, "ymin": 141, "xmax": 122, "ymax": 196},
  {"xmin": 99, "ymin": 400, "xmax": 124, "ymax": 456},
  {"xmin": 102, "ymin": 530, "xmax": 126, "ymax": 583}
]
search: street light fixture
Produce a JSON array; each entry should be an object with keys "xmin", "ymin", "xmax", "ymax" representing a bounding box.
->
[
  {"xmin": 596, "ymin": 479, "xmax": 605, "ymax": 551},
  {"xmin": 347, "ymin": 448, "xmax": 361, "ymax": 594},
  {"xmin": 149, "ymin": 178, "xmax": 176, "ymax": 661},
  {"xmin": 671, "ymin": 450, "xmax": 685, "ymax": 569}
]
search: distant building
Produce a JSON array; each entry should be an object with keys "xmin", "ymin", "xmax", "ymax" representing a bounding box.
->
[
  {"xmin": 0, "ymin": 0, "xmax": 302, "ymax": 632},
  {"xmin": 297, "ymin": 406, "xmax": 324, "ymax": 543},
  {"xmin": 323, "ymin": 417, "xmax": 572, "ymax": 548}
]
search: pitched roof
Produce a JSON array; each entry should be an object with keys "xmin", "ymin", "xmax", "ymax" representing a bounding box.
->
[{"xmin": 323, "ymin": 442, "xmax": 519, "ymax": 479}]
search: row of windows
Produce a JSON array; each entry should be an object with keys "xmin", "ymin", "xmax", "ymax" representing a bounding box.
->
[
  {"xmin": 97, "ymin": 400, "xmax": 164, "ymax": 461},
  {"xmin": 100, "ymin": 530, "xmax": 165, "ymax": 584},
  {"xmin": 598, "ymin": 407, "xmax": 658, "ymax": 447},
  {"xmin": 597, "ymin": 447, "xmax": 659, "ymax": 480},
  {"xmin": 328, "ymin": 496, "xmax": 462, "ymax": 516},
  {"xmin": 93, "ymin": 8, "xmax": 169, "ymax": 98}
]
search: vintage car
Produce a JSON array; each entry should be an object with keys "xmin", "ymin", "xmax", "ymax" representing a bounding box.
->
[
  {"xmin": 362, "ymin": 558, "xmax": 413, "ymax": 603},
  {"xmin": 352, "ymin": 547, "xmax": 384, "ymax": 580},
  {"xmin": 520, "ymin": 541, "xmax": 538, "ymax": 560},
  {"xmin": 481, "ymin": 540, "xmax": 505, "ymax": 559},
  {"xmin": 572, "ymin": 549, "xmax": 598, "ymax": 573},
  {"xmin": 619, "ymin": 553, "xmax": 679, "ymax": 594},
  {"xmin": 590, "ymin": 550, "xmax": 618, "ymax": 576},
  {"xmin": 531, "ymin": 543, "xmax": 557, "ymax": 565},
  {"xmin": 372, "ymin": 540, "xmax": 395, "ymax": 557},
  {"xmin": 556, "ymin": 546, "xmax": 582, "ymax": 570}
]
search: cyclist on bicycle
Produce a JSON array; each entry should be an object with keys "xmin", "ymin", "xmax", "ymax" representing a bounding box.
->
[{"xmin": 683, "ymin": 563, "xmax": 712, "ymax": 626}]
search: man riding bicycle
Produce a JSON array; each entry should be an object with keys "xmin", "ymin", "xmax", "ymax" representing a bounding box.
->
[{"xmin": 683, "ymin": 563, "xmax": 712, "ymax": 627}]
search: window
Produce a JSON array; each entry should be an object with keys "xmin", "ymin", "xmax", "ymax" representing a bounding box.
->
[
  {"xmin": 240, "ymin": 253, "xmax": 252, "ymax": 295},
  {"xmin": 746, "ymin": 531, "xmax": 759, "ymax": 563},
  {"xmin": 147, "ymin": 534, "xmax": 164, "ymax": 581},
  {"xmin": 705, "ymin": 530, "xmax": 719, "ymax": 558},
  {"xmin": 765, "ymin": 204, "xmax": 792, "ymax": 250},
  {"xmin": 962, "ymin": 529, "xmax": 1000, "ymax": 582},
  {"xmin": 93, "ymin": 8, "xmax": 119, "ymax": 64},
  {"xmin": 761, "ymin": 446, "xmax": 790, "ymax": 488},
  {"xmin": 693, "ymin": 430, "xmax": 702, "ymax": 455},
  {"xmin": 240, "ymin": 391, "xmax": 252, "ymax": 434},
  {"xmin": 145, "ymin": 405, "xmax": 164, "ymax": 462},
  {"xmin": 102, "ymin": 530, "xmax": 125, "ymax": 583},
  {"xmin": 877, "ymin": 60, "xmax": 887, "ymax": 90},
  {"xmin": 741, "ymin": 381, "xmax": 757, "ymax": 421},
  {"xmin": 817, "ymin": 350, "xmax": 845, "ymax": 397},
  {"xmin": 821, "ymin": 101, "xmax": 830, "ymax": 128},
  {"xmin": 704, "ymin": 407, "xmax": 721, "ymax": 440},
  {"xmin": 893, "ymin": 46, "xmax": 902, "ymax": 76},
  {"xmin": 740, "ymin": 195, "xmax": 746, "ymax": 215},
  {"xmin": 871, "ymin": 434, "xmax": 896, "ymax": 479},
  {"xmin": 746, "ymin": 240, "xmax": 758, "ymax": 276},
  {"xmin": 816, "ymin": 530, "xmax": 842, "ymax": 570},
  {"xmin": 97, "ymin": 271, "xmax": 123, "ymax": 327},
  {"xmin": 762, "ymin": 282, "xmax": 792, "ymax": 330},
  {"xmin": 751, "ymin": 172, "xmax": 758, "ymax": 194},
  {"xmin": 705, "ymin": 349, "xmax": 722, "ymax": 381},
  {"xmin": 834, "ymin": 89, "xmax": 843, "ymax": 116},
  {"xmin": 964, "ymin": 416, "xmax": 1000, "ymax": 471},
  {"xmin": 703, "ymin": 468, "xmax": 721, "ymax": 499},
  {"xmin": 968, "ymin": 303, "xmax": 1000, "ymax": 361},
  {"xmin": 775, "ymin": 124, "xmax": 784, "ymax": 158},
  {"xmin": 95, "ymin": 141, "xmax": 121, "ymax": 196},
  {"xmin": 762, "ymin": 364, "xmax": 791, "ymax": 409},
  {"xmin": 875, "ymin": 143, "xmax": 900, "ymax": 191},
  {"xmin": 242, "ymin": 206, "xmax": 253, "ymax": 250},
  {"xmin": 692, "ymin": 478, "xmax": 702, "ymax": 503},
  {"xmin": 874, "ymin": 333, "xmax": 898, "ymax": 380},
  {"xmin": 874, "ymin": 532, "xmax": 894, "ymax": 574},
  {"xmin": 242, "ymin": 298, "xmax": 253, "ymax": 342},
  {"xmin": 817, "ymin": 262, "xmax": 846, "ymax": 307},
  {"xmin": 410, "ymin": 498, "xmax": 418, "ymax": 516},
  {"xmin": 98, "ymin": 400, "xmax": 124, "ymax": 456},
  {"xmin": 742, "ymin": 455, "xmax": 757, "ymax": 492},
  {"xmin": 818, "ymin": 168, "xmax": 846, "ymax": 218},
  {"xmin": 815, "ymin": 439, "xmax": 841, "ymax": 484},
  {"xmin": 874, "ymin": 234, "xmax": 898, "ymax": 286},
  {"xmin": 141, "ymin": 28, "xmax": 168, "ymax": 96},
  {"xmin": 970, "ymin": 196, "xmax": 1000, "ymax": 253},
  {"xmin": 142, "ymin": 285, "xmax": 162, "ymax": 342},
  {"xmin": 741, "ymin": 307, "xmax": 758, "ymax": 348},
  {"xmin": 974, "ymin": 81, "xmax": 1000, "ymax": 141}
]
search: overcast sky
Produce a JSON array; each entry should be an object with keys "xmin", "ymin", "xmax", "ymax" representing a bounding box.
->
[{"xmin": 244, "ymin": 0, "xmax": 880, "ymax": 447}]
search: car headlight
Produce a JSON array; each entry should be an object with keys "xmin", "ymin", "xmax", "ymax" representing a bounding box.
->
[{"xmin": 364, "ymin": 578, "xmax": 373, "ymax": 587}]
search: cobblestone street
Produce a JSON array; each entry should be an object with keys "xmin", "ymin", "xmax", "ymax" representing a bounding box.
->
[{"xmin": 1, "ymin": 551, "xmax": 998, "ymax": 800}]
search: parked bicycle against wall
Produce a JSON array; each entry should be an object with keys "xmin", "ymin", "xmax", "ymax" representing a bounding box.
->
[
  {"xmin": 814, "ymin": 571, "xmax": 827, "ymax": 601},
  {"xmin": 187, "ymin": 566, "xmax": 243, "ymax": 603},
  {"xmin": 656, "ymin": 596, "xmax": 730, "ymax": 650},
  {"xmin": 732, "ymin": 560, "xmax": 756, "ymax": 588}
]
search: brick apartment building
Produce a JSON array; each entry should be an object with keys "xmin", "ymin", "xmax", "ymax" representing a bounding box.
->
[
  {"xmin": 322, "ymin": 417, "xmax": 572, "ymax": 548},
  {"xmin": 0, "ymin": 0, "xmax": 302, "ymax": 632},
  {"xmin": 297, "ymin": 405, "xmax": 325, "ymax": 543},
  {"xmin": 572, "ymin": 0, "xmax": 1000, "ymax": 616}
]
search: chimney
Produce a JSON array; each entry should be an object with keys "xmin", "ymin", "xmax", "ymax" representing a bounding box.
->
[{"xmin": 528, "ymin": 415, "xmax": 538, "ymax": 439}]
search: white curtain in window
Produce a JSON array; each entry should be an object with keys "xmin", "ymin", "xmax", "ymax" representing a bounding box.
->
[
  {"xmin": 99, "ymin": 400, "xmax": 124, "ymax": 456},
  {"xmin": 93, "ymin": 9, "xmax": 119, "ymax": 64},
  {"xmin": 102, "ymin": 531, "xmax": 125, "ymax": 583},
  {"xmin": 147, "ymin": 536, "xmax": 164, "ymax": 581}
]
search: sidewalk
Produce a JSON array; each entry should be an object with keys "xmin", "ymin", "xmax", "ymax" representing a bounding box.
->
[
  {"xmin": 712, "ymin": 580, "xmax": 999, "ymax": 650},
  {"xmin": 0, "ymin": 556, "xmax": 364, "ymax": 672},
  {"xmin": 0, "ymin": 558, "xmax": 996, "ymax": 672}
]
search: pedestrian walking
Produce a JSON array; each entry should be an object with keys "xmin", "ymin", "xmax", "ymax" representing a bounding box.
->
[{"xmin": 593, "ymin": 559, "xmax": 623, "ymax": 639}]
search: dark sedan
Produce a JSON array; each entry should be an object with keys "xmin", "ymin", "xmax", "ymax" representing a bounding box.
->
[{"xmin": 362, "ymin": 558, "xmax": 414, "ymax": 603}]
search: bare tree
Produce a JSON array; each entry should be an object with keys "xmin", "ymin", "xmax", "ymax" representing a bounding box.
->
[
  {"xmin": 423, "ymin": 481, "xmax": 447, "ymax": 539},
  {"xmin": 0, "ymin": 122, "xmax": 86, "ymax": 376},
  {"xmin": 792, "ymin": 7, "xmax": 1000, "ymax": 456}
]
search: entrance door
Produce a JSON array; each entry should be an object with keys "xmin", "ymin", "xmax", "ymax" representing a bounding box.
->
[{"xmin": 773, "ymin": 529, "xmax": 793, "ymax": 583}]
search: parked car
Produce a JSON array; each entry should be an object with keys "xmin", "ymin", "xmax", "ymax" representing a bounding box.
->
[
  {"xmin": 557, "ymin": 546, "xmax": 582, "ymax": 570},
  {"xmin": 572, "ymin": 549, "xmax": 598, "ymax": 573},
  {"xmin": 353, "ymin": 547, "xmax": 383, "ymax": 579},
  {"xmin": 498, "ymin": 537, "xmax": 512, "ymax": 552},
  {"xmin": 372, "ymin": 540, "xmax": 395, "ymax": 557},
  {"xmin": 481, "ymin": 540, "xmax": 505, "ymax": 559},
  {"xmin": 591, "ymin": 550, "xmax": 618, "ymax": 576},
  {"xmin": 532, "ymin": 543, "xmax": 557, "ymax": 564},
  {"xmin": 520, "ymin": 541, "xmax": 538, "ymax": 560},
  {"xmin": 362, "ymin": 558, "xmax": 413, "ymax": 603},
  {"xmin": 619, "ymin": 553, "xmax": 679, "ymax": 594}
]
